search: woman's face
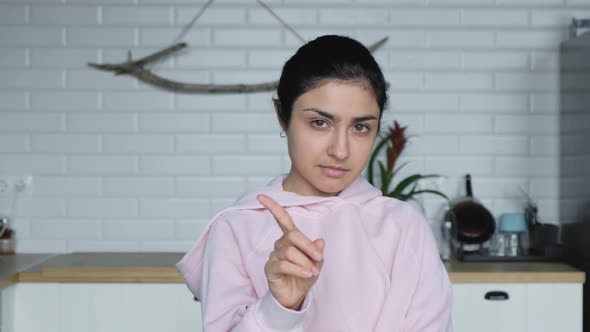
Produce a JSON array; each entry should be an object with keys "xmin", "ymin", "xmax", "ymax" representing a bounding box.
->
[{"xmin": 281, "ymin": 81, "xmax": 381, "ymax": 196}]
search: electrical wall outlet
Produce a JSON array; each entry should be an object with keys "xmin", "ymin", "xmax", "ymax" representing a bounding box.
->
[
  {"xmin": 0, "ymin": 176, "xmax": 33, "ymax": 216},
  {"xmin": 0, "ymin": 176, "xmax": 33, "ymax": 196}
]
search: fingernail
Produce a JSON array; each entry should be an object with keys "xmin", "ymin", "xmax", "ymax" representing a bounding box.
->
[
  {"xmin": 303, "ymin": 271, "xmax": 313, "ymax": 278},
  {"xmin": 313, "ymin": 251, "xmax": 322, "ymax": 261}
]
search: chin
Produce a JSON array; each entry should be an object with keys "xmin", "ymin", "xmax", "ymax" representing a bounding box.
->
[{"xmin": 314, "ymin": 176, "xmax": 353, "ymax": 195}]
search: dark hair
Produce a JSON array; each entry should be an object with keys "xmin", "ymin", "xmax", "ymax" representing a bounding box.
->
[{"xmin": 275, "ymin": 35, "xmax": 388, "ymax": 128}]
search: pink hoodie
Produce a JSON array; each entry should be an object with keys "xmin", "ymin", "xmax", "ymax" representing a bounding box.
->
[{"xmin": 177, "ymin": 175, "xmax": 453, "ymax": 331}]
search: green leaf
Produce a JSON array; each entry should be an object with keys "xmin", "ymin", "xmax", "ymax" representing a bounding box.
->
[
  {"xmin": 389, "ymin": 174, "xmax": 443, "ymax": 197},
  {"xmin": 410, "ymin": 189, "xmax": 449, "ymax": 201},
  {"xmin": 367, "ymin": 136, "xmax": 388, "ymax": 186},
  {"xmin": 378, "ymin": 161, "xmax": 393, "ymax": 193}
]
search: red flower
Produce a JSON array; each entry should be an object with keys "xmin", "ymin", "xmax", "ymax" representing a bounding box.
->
[{"xmin": 386, "ymin": 121, "xmax": 407, "ymax": 172}]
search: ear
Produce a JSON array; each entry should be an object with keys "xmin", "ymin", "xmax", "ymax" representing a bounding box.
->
[{"xmin": 273, "ymin": 99, "xmax": 287, "ymax": 131}]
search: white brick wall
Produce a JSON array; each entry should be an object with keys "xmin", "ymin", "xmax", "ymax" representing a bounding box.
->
[{"xmin": 0, "ymin": 0, "xmax": 587, "ymax": 253}]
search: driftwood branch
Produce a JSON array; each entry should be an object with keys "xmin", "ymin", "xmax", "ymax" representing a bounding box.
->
[{"xmin": 87, "ymin": 37, "xmax": 389, "ymax": 94}]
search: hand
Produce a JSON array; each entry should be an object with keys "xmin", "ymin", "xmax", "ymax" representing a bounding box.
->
[{"xmin": 257, "ymin": 194, "xmax": 325, "ymax": 310}]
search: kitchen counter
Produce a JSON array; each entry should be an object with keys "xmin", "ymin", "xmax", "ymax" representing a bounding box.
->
[{"xmin": 0, "ymin": 252, "xmax": 585, "ymax": 284}]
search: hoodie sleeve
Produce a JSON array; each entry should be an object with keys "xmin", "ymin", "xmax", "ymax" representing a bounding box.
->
[
  {"xmin": 400, "ymin": 214, "xmax": 454, "ymax": 332},
  {"xmin": 199, "ymin": 218, "xmax": 311, "ymax": 332}
]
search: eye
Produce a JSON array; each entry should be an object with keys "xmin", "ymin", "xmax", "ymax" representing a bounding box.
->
[
  {"xmin": 353, "ymin": 124, "xmax": 370, "ymax": 133},
  {"xmin": 311, "ymin": 119, "xmax": 329, "ymax": 128}
]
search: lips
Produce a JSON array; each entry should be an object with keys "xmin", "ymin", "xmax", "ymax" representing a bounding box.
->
[{"xmin": 319, "ymin": 165, "xmax": 350, "ymax": 178}]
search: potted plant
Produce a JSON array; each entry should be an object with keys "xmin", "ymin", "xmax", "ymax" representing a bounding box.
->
[{"xmin": 367, "ymin": 120, "xmax": 448, "ymax": 205}]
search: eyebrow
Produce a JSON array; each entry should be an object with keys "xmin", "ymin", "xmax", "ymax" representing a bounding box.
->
[{"xmin": 302, "ymin": 108, "xmax": 378, "ymax": 123}]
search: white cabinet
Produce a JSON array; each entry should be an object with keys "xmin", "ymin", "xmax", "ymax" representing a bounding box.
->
[
  {"xmin": 3, "ymin": 283, "xmax": 202, "ymax": 332},
  {"xmin": 452, "ymin": 283, "xmax": 583, "ymax": 332}
]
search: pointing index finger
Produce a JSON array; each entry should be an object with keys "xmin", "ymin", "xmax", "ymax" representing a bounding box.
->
[{"xmin": 257, "ymin": 194, "xmax": 296, "ymax": 234}]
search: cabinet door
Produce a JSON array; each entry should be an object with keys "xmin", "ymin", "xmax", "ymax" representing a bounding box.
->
[
  {"xmin": 10, "ymin": 283, "xmax": 202, "ymax": 332},
  {"xmin": 453, "ymin": 284, "xmax": 527, "ymax": 332},
  {"xmin": 452, "ymin": 283, "xmax": 582, "ymax": 332}
]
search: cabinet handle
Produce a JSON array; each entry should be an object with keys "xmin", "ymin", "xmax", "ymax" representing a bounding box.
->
[{"xmin": 484, "ymin": 291, "xmax": 509, "ymax": 301}]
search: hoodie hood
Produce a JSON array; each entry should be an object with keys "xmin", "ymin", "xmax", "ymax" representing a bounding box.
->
[
  {"xmin": 177, "ymin": 174, "xmax": 382, "ymax": 297},
  {"xmin": 233, "ymin": 174, "xmax": 383, "ymax": 210}
]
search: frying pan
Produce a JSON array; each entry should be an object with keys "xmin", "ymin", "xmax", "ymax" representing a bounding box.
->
[{"xmin": 447, "ymin": 174, "xmax": 495, "ymax": 245}]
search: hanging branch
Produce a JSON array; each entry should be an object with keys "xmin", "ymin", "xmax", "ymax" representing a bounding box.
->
[{"xmin": 87, "ymin": 37, "xmax": 389, "ymax": 94}]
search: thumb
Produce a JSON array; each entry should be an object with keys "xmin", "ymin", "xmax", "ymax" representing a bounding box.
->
[{"xmin": 313, "ymin": 238, "xmax": 325, "ymax": 253}]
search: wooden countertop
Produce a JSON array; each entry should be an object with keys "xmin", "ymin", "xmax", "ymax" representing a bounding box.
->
[{"xmin": 4, "ymin": 252, "xmax": 585, "ymax": 284}]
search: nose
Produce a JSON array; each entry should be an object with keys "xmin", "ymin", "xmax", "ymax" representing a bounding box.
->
[{"xmin": 327, "ymin": 129, "xmax": 349, "ymax": 160}]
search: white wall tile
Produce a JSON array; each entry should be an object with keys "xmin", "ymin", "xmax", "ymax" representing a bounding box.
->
[
  {"xmin": 214, "ymin": 29, "xmax": 281, "ymax": 46},
  {"xmin": 139, "ymin": 114, "xmax": 210, "ymax": 132},
  {"xmin": 67, "ymin": 27, "xmax": 135, "ymax": 47},
  {"xmin": 31, "ymin": 48, "xmax": 98, "ymax": 68},
  {"xmin": 175, "ymin": 219, "xmax": 208, "ymax": 240},
  {"xmin": 0, "ymin": 48, "xmax": 27, "ymax": 67},
  {"xmin": 460, "ymin": 93, "xmax": 528, "ymax": 113},
  {"xmin": 319, "ymin": 9, "xmax": 390, "ymax": 25},
  {"xmin": 30, "ymin": 5, "xmax": 99, "ymax": 25},
  {"xmin": 495, "ymin": 115, "xmax": 558, "ymax": 134},
  {"xmin": 31, "ymin": 91, "xmax": 100, "ymax": 111},
  {"xmin": 177, "ymin": 7, "xmax": 246, "ymax": 25},
  {"xmin": 68, "ymin": 198, "xmax": 139, "ymax": 218},
  {"xmin": 176, "ymin": 177, "xmax": 245, "ymax": 198},
  {"xmin": 31, "ymin": 219, "xmax": 102, "ymax": 239},
  {"xmin": 425, "ymin": 73, "xmax": 493, "ymax": 91},
  {"xmin": 176, "ymin": 50, "xmax": 247, "ymax": 68},
  {"xmin": 495, "ymin": 72, "xmax": 559, "ymax": 92},
  {"xmin": 428, "ymin": 30, "xmax": 494, "ymax": 48},
  {"xmin": 66, "ymin": 69, "xmax": 137, "ymax": 89},
  {"xmin": 495, "ymin": 30, "xmax": 565, "ymax": 49},
  {"xmin": 0, "ymin": 69, "xmax": 62, "ymax": 89},
  {"xmin": 140, "ymin": 198, "xmax": 209, "ymax": 218},
  {"xmin": 0, "ymin": 27, "xmax": 62, "ymax": 46},
  {"xmin": 0, "ymin": 134, "xmax": 29, "ymax": 152},
  {"xmin": 0, "ymin": 92, "xmax": 28, "ymax": 110},
  {"xmin": 462, "ymin": 52, "xmax": 529, "ymax": 70},
  {"xmin": 0, "ymin": 155, "xmax": 64, "ymax": 174},
  {"xmin": 213, "ymin": 156, "xmax": 282, "ymax": 175},
  {"xmin": 247, "ymin": 134, "xmax": 288, "ymax": 154},
  {"xmin": 176, "ymin": 94, "xmax": 247, "ymax": 111},
  {"xmin": 140, "ymin": 156, "xmax": 211, "ymax": 175},
  {"xmin": 424, "ymin": 156, "xmax": 494, "ymax": 176},
  {"xmin": 103, "ymin": 177, "xmax": 175, "ymax": 197},
  {"xmin": 103, "ymin": 220, "xmax": 174, "ymax": 240},
  {"xmin": 67, "ymin": 114, "xmax": 137, "ymax": 132},
  {"xmin": 459, "ymin": 135, "xmax": 529, "ymax": 155},
  {"xmin": 139, "ymin": 27, "xmax": 211, "ymax": 47},
  {"xmin": 495, "ymin": 157, "xmax": 558, "ymax": 176},
  {"xmin": 103, "ymin": 6, "xmax": 172, "ymax": 25},
  {"xmin": 424, "ymin": 114, "xmax": 493, "ymax": 133},
  {"xmin": 0, "ymin": 5, "xmax": 26, "ymax": 24},
  {"xmin": 67, "ymin": 240, "xmax": 140, "ymax": 252},
  {"xmin": 176, "ymin": 134, "xmax": 246, "ymax": 153},
  {"xmin": 102, "ymin": 134, "xmax": 174, "ymax": 153},
  {"xmin": 0, "ymin": 113, "xmax": 64, "ymax": 132},
  {"xmin": 18, "ymin": 198, "xmax": 67, "ymax": 217},
  {"xmin": 212, "ymin": 113, "xmax": 280, "ymax": 133},
  {"xmin": 530, "ymin": 135, "xmax": 559, "ymax": 156},
  {"xmin": 31, "ymin": 134, "xmax": 100, "ymax": 153},
  {"xmin": 390, "ymin": 51, "xmax": 460, "ymax": 69},
  {"xmin": 248, "ymin": 8, "xmax": 317, "ymax": 25},
  {"xmin": 67, "ymin": 156, "xmax": 138, "ymax": 174},
  {"xmin": 103, "ymin": 92, "xmax": 173, "ymax": 111},
  {"xmin": 33, "ymin": 176, "xmax": 101, "ymax": 196},
  {"xmin": 462, "ymin": 10, "xmax": 528, "ymax": 26}
]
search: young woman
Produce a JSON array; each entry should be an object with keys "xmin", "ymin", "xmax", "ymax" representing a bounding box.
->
[{"xmin": 178, "ymin": 35, "xmax": 453, "ymax": 331}]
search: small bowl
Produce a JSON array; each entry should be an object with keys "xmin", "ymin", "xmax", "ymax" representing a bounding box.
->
[
  {"xmin": 499, "ymin": 213, "xmax": 527, "ymax": 233},
  {"xmin": 0, "ymin": 238, "xmax": 16, "ymax": 255}
]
